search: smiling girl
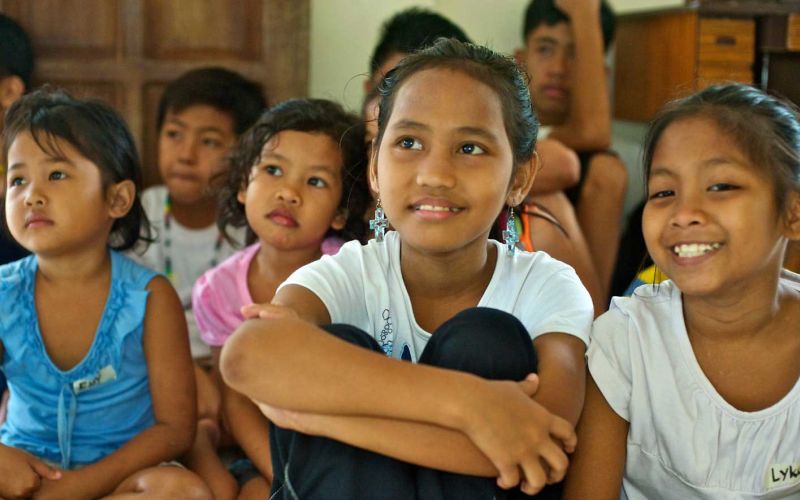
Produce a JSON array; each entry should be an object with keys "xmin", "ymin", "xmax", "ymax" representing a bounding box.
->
[{"xmin": 219, "ymin": 38, "xmax": 594, "ymax": 499}]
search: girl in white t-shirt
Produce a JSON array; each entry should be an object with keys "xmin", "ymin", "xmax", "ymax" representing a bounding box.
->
[
  {"xmin": 219, "ymin": 38, "xmax": 595, "ymax": 499},
  {"xmin": 564, "ymin": 84, "xmax": 800, "ymax": 499}
]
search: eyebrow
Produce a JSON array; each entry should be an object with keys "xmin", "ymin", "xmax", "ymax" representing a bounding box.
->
[
  {"xmin": 165, "ymin": 117, "xmax": 227, "ymax": 135},
  {"xmin": 650, "ymin": 157, "xmax": 749, "ymax": 177},
  {"xmin": 7, "ymin": 156, "xmax": 74, "ymax": 172},
  {"xmin": 532, "ymin": 36, "xmax": 559, "ymax": 46},
  {"xmin": 258, "ymin": 152, "xmax": 340, "ymax": 175},
  {"xmin": 391, "ymin": 120, "xmax": 500, "ymax": 143}
]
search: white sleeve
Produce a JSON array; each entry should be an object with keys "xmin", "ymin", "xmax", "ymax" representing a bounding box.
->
[
  {"xmin": 126, "ymin": 187, "xmax": 162, "ymax": 272},
  {"xmin": 587, "ymin": 307, "xmax": 633, "ymax": 421},
  {"xmin": 522, "ymin": 267, "xmax": 594, "ymax": 345},
  {"xmin": 277, "ymin": 240, "xmax": 366, "ymax": 325}
]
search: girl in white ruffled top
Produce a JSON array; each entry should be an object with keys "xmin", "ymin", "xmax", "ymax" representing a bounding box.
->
[{"xmin": 565, "ymin": 83, "xmax": 800, "ymax": 500}]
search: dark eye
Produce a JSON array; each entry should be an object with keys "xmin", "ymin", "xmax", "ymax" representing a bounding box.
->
[
  {"xmin": 265, "ymin": 165, "xmax": 282, "ymax": 177},
  {"xmin": 49, "ymin": 171, "xmax": 67, "ymax": 181},
  {"xmin": 708, "ymin": 183, "xmax": 738, "ymax": 192},
  {"xmin": 398, "ymin": 137, "xmax": 422, "ymax": 150},
  {"xmin": 201, "ymin": 137, "xmax": 223, "ymax": 149},
  {"xmin": 648, "ymin": 190, "xmax": 674, "ymax": 200},
  {"xmin": 308, "ymin": 177, "xmax": 328, "ymax": 188},
  {"xmin": 164, "ymin": 129, "xmax": 181, "ymax": 140},
  {"xmin": 9, "ymin": 176, "xmax": 25, "ymax": 187},
  {"xmin": 459, "ymin": 143, "xmax": 485, "ymax": 155}
]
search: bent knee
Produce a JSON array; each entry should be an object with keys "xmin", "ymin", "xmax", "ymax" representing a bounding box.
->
[
  {"xmin": 585, "ymin": 154, "xmax": 628, "ymax": 193},
  {"xmin": 123, "ymin": 467, "xmax": 213, "ymax": 500}
]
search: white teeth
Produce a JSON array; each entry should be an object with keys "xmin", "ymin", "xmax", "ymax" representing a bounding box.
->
[
  {"xmin": 673, "ymin": 242, "xmax": 721, "ymax": 258},
  {"xmin": 415, "ymin": 204, "xmax": 460, "ymax": 212}
]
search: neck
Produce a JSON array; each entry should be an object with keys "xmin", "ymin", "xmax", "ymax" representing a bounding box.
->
[
  {"xmin": 252, "ymin": 240, "xmax": 324, "ymax": 285},
  {"xmin": 683, "ymin": 271, "xmax": 784, "ymax": 343},
  {"xmin": 400, "ymin": 236, "xmax": 496, "ymax": 301},
  {"xmin": 36, "ymin": 244, "xmax": 111, "ymax": 286},
  {"xmin": 169, "ymin": 196, "xmax": 217, "ymax": 229}
]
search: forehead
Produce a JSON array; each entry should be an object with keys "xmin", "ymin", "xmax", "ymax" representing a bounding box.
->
[
  {"xmin": 390, "ymin": 68, "xmax": 504, "ymax": 124},
  {"xmin": 525, "ymin": 22, "xmax": 573, "ymax": 47},
  {"xmin": 259, "ymin": 130, "xmax": 342, "ymax": 165},
  {"xmin": 164, "ymin": 104, "xmax": 236, "ymax": 135}
]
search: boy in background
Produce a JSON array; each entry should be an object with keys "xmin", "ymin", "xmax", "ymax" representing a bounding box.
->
[{"xmin": 517, "ymin": 0, "xmax": 627, "ymax": 298}]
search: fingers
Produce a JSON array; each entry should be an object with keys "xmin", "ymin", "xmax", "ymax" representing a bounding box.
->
[
  {"xmin": 550, "ymin": 415, "xmax": 578, "ymax": 453},
  {"xmin": 538, "ymin": 439, "xmax": 570, "ymax": 484},
  {"xmin": 518, "ymin": 373, "xmax": 540, "ymax": 397},
  {"xmin": 240, "ymin": 303, "xmax": 298, "ymax": 320},
  {"xmin": 495, "ymin": 461, "xmax": 521, "ymax": 491},
  {"xmin": 29, "ymin": 457, "xmax": 61, "ymax": 481}
]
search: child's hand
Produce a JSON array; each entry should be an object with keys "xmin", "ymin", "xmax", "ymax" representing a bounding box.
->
[
  {"xmin": 240, "ymin": 303, "xmax": 299, "ymax": 321},
  {"xmin": 555, "ymin": 0, "xmax": 601, "ymax": 17},
  {"xmin": 463, "ymin": 374, "xmax": 576, "ymax": 495},
  {"xmin": 32, "ymin": 470, "xmax": 87, "ymax": 500},
  {"xmin": 0, "ymin": 445, "xmax": 61, "ymax": 499}
]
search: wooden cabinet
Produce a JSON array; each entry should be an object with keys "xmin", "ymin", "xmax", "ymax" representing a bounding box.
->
[
  {"xmin": 614, "ymin": 3, "xmax": 800, "ymax": 122},
  {"xmin": 0, "ymin": 0, "xmax": 309, "ymax": 187}
]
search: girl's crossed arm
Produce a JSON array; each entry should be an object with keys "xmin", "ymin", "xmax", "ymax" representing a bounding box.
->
[
  {"xmin": 35, "ymin": 276, "xmax": 197, "ymax": 499},
  {"xmin": 223, "ymin": 285, "xmax": 577, "ymax": 494}
]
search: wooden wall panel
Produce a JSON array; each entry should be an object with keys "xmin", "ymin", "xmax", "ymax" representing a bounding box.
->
[
  {"xmin": 3, "ymin": 0, "xmax": 120, "ymax": 59},
  {"xmin": 143, "ymin": 0, "xmax": 261, "ymax": 60},
  {"xmin": 2, "ymin": 0, "xmax": 308, "ymax": 187}
]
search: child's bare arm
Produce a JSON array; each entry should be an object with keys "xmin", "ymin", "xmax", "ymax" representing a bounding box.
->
[
  {"xmin": 37, "ymin": 276, "xmax": 197, "ymax": 498},
  {"xmin": 223, "ymin": 285, "xmax": 575, "ymax": 493},
  {"xmin": 563, "ymin": 375, "xmax": 628, "ymax": 498},
  {"xmin": 222, "ymin": 383, "xmax": 272, "ymax": 481},
  {"xmin": 532, "ymin": 139, "xmax": 580, "ymax": 194},
  {"xmin": 548, "ymin": 0, "xmax": 611, "ymax": 151},
  {"xmin": 531, "ymin": 333, "xmax": 587, "ymax": 425}
]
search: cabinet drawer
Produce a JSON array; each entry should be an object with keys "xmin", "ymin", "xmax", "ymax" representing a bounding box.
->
[
  {"xmin": 697, "ymin": 64, "xmax": 753, "ymax": 88},
  {"xmin": 698, "ymin": 18, "xmax": 755, "ymax": 65},
  {"xmin": 789, "ymin": 13, "xmax": 800, "ymax": 51}
]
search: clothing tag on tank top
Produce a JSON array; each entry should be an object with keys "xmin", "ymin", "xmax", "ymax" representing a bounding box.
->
[
  {"xmin": 765, "ymin": 463, "xmax": 800, "ymax": 490},
  {"xmin": 72, "ymin": 365, "xmax": 117, "ymax": 394}
]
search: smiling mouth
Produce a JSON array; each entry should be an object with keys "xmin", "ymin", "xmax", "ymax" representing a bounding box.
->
[
  {"xmin": 414, "ymin": 204, "xmax": 462, "ymax": 213},
  {"xmin": 672, "ymin": 242, "xmax": 722, "ymax": 258}
]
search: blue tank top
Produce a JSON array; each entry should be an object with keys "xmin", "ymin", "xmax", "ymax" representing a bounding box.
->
[{"xmin": 0, "ymin": 251, "xmax": 157, "ymax": 469}]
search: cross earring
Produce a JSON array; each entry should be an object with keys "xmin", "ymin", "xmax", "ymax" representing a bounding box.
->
[
  {"xmin": 370, "ymin": 199, "xmax": 388, "ymax": 242},
  {"xmin": 502, "ymin": 206, "xmax": 518, "ymax": 256}
]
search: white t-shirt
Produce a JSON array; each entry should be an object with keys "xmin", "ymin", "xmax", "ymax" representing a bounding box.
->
[
  {"xmin": 129, "ymin": 185, "xmax": 245, "ymax": 358},
  {"xmin": 589, "ymin": 276, "xmax": 800, "ymax": 500},
  {"xmin": 279, "ymin": 231, "xmax": 593, "ymax": 362}
]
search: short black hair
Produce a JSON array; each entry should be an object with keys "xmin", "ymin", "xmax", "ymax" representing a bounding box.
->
[
  {"xmin": 3, "ymin": 88, "xmax": 152, "ymax": 250},
  {"xmin": 369, "ymin": 8, "xmax": 471, "ymax": 76},
  {"xmin": 156, "ymin": 67, "xmax": 267, "ymax": 135},
  {"xmin": 219, "ymin": 98, "xmax": 370, "ymax": 244},
  {"xmin": 0, "ymin": 14, "xmax": 34, "ymax": 89},
  {"xmin": 523, "ymin": 0, "xmax": 616, "ymax": 53}
]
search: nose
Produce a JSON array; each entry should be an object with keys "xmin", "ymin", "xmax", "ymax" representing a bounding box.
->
[
  {"xmin": 24, "ymin": 181, "xmax": 46, "ymax": 207},
  {"xmin": 415, "ymin": 149, "xmax": 456, "ymax": 190},
  {"xmin": 275, "ymin": 184, "xmax": 301, "ymax": 205},
  {"xmin": 547, "ymin": 51, "xmax": 569, "ymax": 78},
  {"xmin": 669, "ymin": 193, "xmax": 707, "ymax": 228},
  {"xmin": 178, "ymin": 136, "xmax": 198, "ymax": 164}
]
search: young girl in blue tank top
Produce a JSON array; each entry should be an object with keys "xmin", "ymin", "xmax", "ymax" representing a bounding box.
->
[
  {"xmin": 219, "ymin": 39, "xmax": 595, "ymax": 499},
  {"xmin": 0, "ymin": 90, "xmax": 211, "ymax": 499}
]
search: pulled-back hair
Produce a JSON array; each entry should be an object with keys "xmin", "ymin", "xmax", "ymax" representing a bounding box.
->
[
  {"xmin": 369, "ymin": 8, "xmax": 471, "ymax": 77},
  {"xmin": 218, "ymin": 98, "xmax": 369, "ymax": 243},
  {"xmin": 643, "ymin": 83, "xmax": 800, "ymax": 212},
  {"xmin": 376, "ymin": 38, "xmax": 539, "ymax": 172},
  {"xmin": 523, "ymin": 0, "xmax": 616, "ymax": 53},
  {"xmin": 2, "ymin": 88, "xmax": 151, "ymax": 250},
  {"xmin": 156, "ymin": 67, "xmax": 267, "ymax": 135}
]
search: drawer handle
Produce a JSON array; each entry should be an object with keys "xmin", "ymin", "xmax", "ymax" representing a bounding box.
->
[{"xmin": 714, "ymin": 35, "xmax": 737, "ymax": 46}]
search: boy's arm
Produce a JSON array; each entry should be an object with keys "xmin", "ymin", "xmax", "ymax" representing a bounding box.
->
[
  {"xmin": 531, "ymin": 139, "xmax": 581, "ymax": 194},
  {"xmin": 37, "ymin": 276, "xmax": 197, "ymax": 498},
  {"xmin": 223, "ymin": 285, "xmax": 575, "ymax": 493},
  {"xmin": 563, "ymin": 375, "xmax": 628, "ymax": 498},
  {"xmin": 548, "ymin": 0, "xmax": 611, "ymax": 151}
]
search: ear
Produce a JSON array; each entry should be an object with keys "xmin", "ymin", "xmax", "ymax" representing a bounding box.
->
[
  {"xmin": 506, "ymin": 153, "xmax": 539, "ymax": 207},
  {"xmin": 106, "ymin": 180, "xmax": 136, "ymax": 219},
  {"xmin": 330, "ymin": 208, "xmax": 347, "ymax": 231},
  {"xmin": 513, "ymin": 47, "xmax": 527, "ymax": 68},
  {"xmin": 0, "ymin": 76, "xmax": 25, "ymax": 111},
  {"xmin": 237, "ymin": 188, "xmax": 247, "ymax": 205},
  {"xmin": 783, "ymin": 190, "xmax": 800, "ymax": 240},
  {"xmin": 367, "ymin": 141, "xmax": 379, "ymax": 196}
]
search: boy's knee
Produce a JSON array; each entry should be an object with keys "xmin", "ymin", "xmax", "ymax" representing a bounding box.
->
[
  {"xmin": 137, "ymin": 467, "xmax": 213, "ymax": 500},
  {"xmin": 584, "ymin": 153, "xmax": 628, "ymax": 196}
]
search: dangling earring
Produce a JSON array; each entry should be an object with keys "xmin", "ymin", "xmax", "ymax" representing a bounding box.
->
[
  {"xmin": 370, "ymin": 199, "xmax": 388, "ymax": 242},
  {"xmin": 502, "ymin": 206, "xmax": 518, "ymax": 256}
]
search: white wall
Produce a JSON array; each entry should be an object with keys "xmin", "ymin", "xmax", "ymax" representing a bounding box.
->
[{"xmin": 308, "ymin": 0, "xmax": 684, "ymax": 217}]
